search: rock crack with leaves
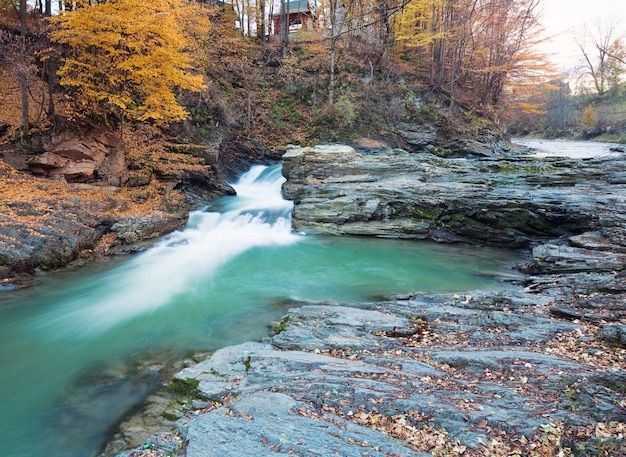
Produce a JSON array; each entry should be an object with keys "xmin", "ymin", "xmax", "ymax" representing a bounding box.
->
[{"xmin": 113, "ymin": 286, "xmax": 625, "ymax": 457}]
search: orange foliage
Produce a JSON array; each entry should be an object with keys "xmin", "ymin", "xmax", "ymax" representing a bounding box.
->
[{"xmin": 393, "ymin": 0, "xmax": 554, "ymax": 111}]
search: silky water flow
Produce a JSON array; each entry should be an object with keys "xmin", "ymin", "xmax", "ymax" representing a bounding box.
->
[{"xmin": 0, "ymin": 164, "xmax": 522, "ymax": 457}]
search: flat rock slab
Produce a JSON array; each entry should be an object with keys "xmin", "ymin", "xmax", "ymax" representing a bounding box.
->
[
  {"xmin": 271, "ymin": 305, "xmax": 417, "ymax": 351},
  {"xmin": 174, "ymin": 341, "xmax": 390, "ymax": 400},
  {"xmin": 180, "ymin": 391, "xmax": 428, "ymax": 457},
  {"xmin": 428, "ymin": 349, "xmax": 582, "ymax": 374},
  {"xmin": 157, "ymin": 292, "xmax": 626, "ymax": 456},
  {"xmin": 530, "ymin": 243, "xmax": 626, "ymax": 274}
]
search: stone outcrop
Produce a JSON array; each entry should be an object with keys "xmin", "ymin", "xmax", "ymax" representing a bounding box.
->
[
  {"xmin": 0, "ymin": 131, "xmax": 244, "ymax": 285},
  {"xmin": 28, "ymin": 133, "xmax": 128, "ymax": 184},
  {"xmin": 110, "ymin": 286, "xmax": 625, "ymax": 457},
  {"xmin": 282, "ymin": 144, "xmax": 626, "ymax": 251},
  {"xmin": 0, "ymin": 193, "xmax": 189, "ymax": 286},
  {"xmin": 392, "ymin": 122, "xmax": 512, "ymax": 158}
]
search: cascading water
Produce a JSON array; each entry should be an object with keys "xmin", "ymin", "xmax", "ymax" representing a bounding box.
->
[
  {"xmin": 0, "ymin": 164, "xmax": 522, "ymax": 457},
  {"xmin": 40, "ymin": 165, "xmax": 299, "ymax": 336}
]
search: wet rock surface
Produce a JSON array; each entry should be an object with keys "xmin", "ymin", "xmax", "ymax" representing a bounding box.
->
[
  {"xmin": 108, "ymin": 142, "xmax": 626, "ymax": 457},
  {"xmin": 0, "ymin": 131, "xmax": 247, "ymax": 285},
  {"xmin": 112, "ymin": 286, "xmax": 625, "ymax": 456},
  {"xmin": 0, "ymin": 190, "xmax": 190, "ymax": 286}
]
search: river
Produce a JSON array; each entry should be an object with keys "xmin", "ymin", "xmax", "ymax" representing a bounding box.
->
[
  {"xmin": 513, "ymin": 138, "xmax": 623, "ymax": 158},
  {"xmin": 0, "ymin": 164, "xmax": 525, "ymax": 457}
]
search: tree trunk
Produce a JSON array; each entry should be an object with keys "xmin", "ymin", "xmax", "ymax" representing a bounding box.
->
[
  {"xmin": 328, "ymin": 0, "xmax": 339, "ymax": 105},
  {"xmin": 245, "ymin": 0, "xmax": 251, "ymax": 37},
  {"xmin": 257, "ymin": 0, "xmax": 266, "ymax": 45},
  {"xmin": 19, "ymin": 0, "xmax": 29, "ymax": 134},
  {"xmin": 46, "ymin": 59, "xmax": 56, "ymax": 125},
  {"xmin": 281, "ymin": 0, "xmax": 289, "ymax": 57},
  {"xmin": 329, "ymin": 44, "xmax": 336, "ymax": 105},
  {"xmin": 246, "ymin": 91, "xmax": 252, "ymax": 137}
]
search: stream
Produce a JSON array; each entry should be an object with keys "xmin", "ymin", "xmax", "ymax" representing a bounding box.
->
[{"xmin": 0, "ymin": 164, "xmax": 526, "ymax": 457}]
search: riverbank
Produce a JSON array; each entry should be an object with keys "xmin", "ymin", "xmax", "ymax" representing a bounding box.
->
[
  {"xmin": 0, "ymin": 127, "xmax": 276, "ymax": 288},
  {"xmin": 122, "ymin": 291, "xmax": 625, "ymax": 456},
  {"xmin": 104, "ymin": 275, "xmax": 625, "ymax": 456},
  {"xmin": 0, "ymin": 158, "xmax": 190, "ymax": 288},
  {"xmin": 104, "ymin": 142, "xmax": 625, "ymax": 457}
]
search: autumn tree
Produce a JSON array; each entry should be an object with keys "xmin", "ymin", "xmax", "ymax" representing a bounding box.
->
[
  {"xmin": 49, "ymin": 0, "xmax": 209, "ymax": 131},
  {"xmin": 575, "ymin": 20, "xmax": 626, "ymax": 97},
  {"xmin": 0, "ymin": 0, "xmax": 32, "ymax": 132},
  {"xmin": 581, "ymin": 105, "xmax": 597, "ymax": 132},
  {"xmin": 18, "ymin": 0, "xmax": 28, "ymax": 131},
  {"xmin": 0, "ymin": 0, "xmax": 51, "ymax": 134},
  {"xmin": 605, "ymin": 39, "xmax": 626, "ymax": 96},
  {"xmin": 323, "ymin": 0, "xmax": 411, "ymax": 104},
  {"xmin": 543, "ymin": 80, "xmax": 574, "ymax": 132},
  {"xmin": 394, "ymin": 0, "xmax": 549, "ymax": 113},
  {"xmin": 393, "ymin": 0, "xmax": 442, "ymax": 65}
]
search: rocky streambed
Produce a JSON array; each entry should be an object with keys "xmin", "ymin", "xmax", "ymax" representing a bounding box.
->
[
  {"xmin": 0, "ymin": 132, "xmax": 240, "ymax": 287},
  {"xmin": 106, "ymin": 143, "xmax": 625, "ymax": 457}
]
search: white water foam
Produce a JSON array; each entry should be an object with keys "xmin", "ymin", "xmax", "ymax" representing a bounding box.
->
[{"xmin": 44, "ymin": 165, "xmax": 299, "ymax": 335}]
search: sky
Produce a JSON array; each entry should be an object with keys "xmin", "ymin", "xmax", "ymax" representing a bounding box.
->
[{"xmin": 538, "ymin": 0, "xmax": 626, "ymax": 75}]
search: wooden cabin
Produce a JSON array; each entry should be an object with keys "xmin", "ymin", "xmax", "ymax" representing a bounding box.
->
[{"xmin": 272, "ymin": 0, "xmax": 317, "ymax": 35}]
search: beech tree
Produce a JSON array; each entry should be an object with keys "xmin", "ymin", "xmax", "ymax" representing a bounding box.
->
[{"xmin": 49, "ymin": 0, "xmax": 209, "ymax": 129}]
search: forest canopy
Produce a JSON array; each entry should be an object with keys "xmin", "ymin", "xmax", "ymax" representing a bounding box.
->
[{"xmin": 4, "ymin": 0, "xmax": 622, "ymax": 142}]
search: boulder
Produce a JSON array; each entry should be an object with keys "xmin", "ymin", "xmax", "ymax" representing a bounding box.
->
[
  {"xmin": 0, "ymin": 212, "xmax": 107, "ymax": 281},
  {"xmin": 601, "ymin": 324, "xmax": 626, "ymax": 347},
  {"xmin": 28, "ymin": 133, "xmax": 127, "ymax": 185},
  {"xmin": 110, "ymin": 212, "xmax": 188, "ymax": 253}
]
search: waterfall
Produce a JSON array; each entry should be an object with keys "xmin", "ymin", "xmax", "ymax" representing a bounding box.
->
[
  {"xmin": 0, "ymin": 162, "xmax": 526, "ymax": 457},
  {"xmin": 46, "ymin": 164, "xmax": 300, "ymax": 336}
]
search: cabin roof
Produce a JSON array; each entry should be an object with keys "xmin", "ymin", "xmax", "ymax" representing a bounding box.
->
[{"xmin": 276, "ymin": 0, "xmax": 314, "ymax": 15}]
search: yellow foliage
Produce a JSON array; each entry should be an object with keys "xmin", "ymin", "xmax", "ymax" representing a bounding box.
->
[
  {"xmin": 49, "ymin": 0, "xmax": 210, "ymax": 126},
  {"xmin": 393, "ymin": 0, "xmax": 554, "ymax": 109},
  {"xmin": 581, "ymin": 105, "xmax": 596, "ymax": 130},
  {"xmin": 394, "ymin": 0, "xmax": 444, "ymax": 53},
  {"xmin": 516, "ymin": 101, "xmax": 544, "ymax": 115},
  {"xmin": 542, "ymin": 82, "xmax": 562, "ymax": 92}
]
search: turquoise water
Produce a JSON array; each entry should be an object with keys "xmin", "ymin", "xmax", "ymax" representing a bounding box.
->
[{"xmin": 0, "ymin": 165, "xmax": 522, "ymax": 457}]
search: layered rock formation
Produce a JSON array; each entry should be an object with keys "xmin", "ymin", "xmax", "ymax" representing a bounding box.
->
[
  {"xmin": 111, "ymin": 287, "xmax": 625, "ymax": 456},
  {"xmin": 0, "ymin": 182, "xmax": 190, "ymax": 286},
  {"xmin": 282, "ymin": 144, "xmax": 626, "ymax": 250},
  {"xmin": 107, "ymin": 141, "xmax": 625, "ymax": 457},
  {"xmin": 27, "ymin": 133, "xmax": 127, "ymax": 184},
  {"xmin": 0, "ymin": 132, "xmax": 239, "ymax": 286}
]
